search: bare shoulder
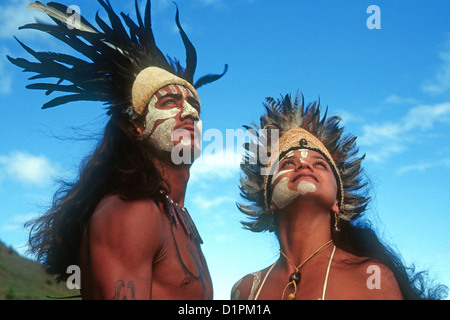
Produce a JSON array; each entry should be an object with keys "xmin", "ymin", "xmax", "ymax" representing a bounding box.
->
[
  {"xmin": 231, "ymin": 265, "xmax": 272, "ymax": 300},
  {"xmin": 90, "ymin": 194, "xmax": 163, "ymax": 224},
  {"xmin": 329, "ymin": 249, "xmax": 403, "ymax": 300},
  {"xmin": 88, "ymin": 194, "xmax": 166, "ymax": 257},
  {"xmin": 362, "ymin": 260, "xmax": 403, "ymax": 299},
  {"xmin": 231, "ymin": 273, "xmax": 255, "ymax": 300}
]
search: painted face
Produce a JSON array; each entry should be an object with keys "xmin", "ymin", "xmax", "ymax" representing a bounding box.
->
[
  {"xmin": 270, "ymin": 149, "xmax": 338, "ymax": 210},
  {"xmin": 143, "ymin": 84, "xmax": 202, "ymax": 154}
]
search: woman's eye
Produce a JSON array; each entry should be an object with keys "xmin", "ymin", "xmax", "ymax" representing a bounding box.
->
[
  {"xmin": 280, "ymin": 159, "xmax": 295, "ymax": 168},
  {"xmin": 314, "ymin": 160, "xmax": 328, "ymax": 168}
]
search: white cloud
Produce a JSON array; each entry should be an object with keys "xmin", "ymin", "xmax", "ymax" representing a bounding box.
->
[
  {"xmin": 0, "ymin": 0, "xmax": 37, "ymax": 39},
  {"xmin": 1, "ymin": 213, "xmax": 37, "ymax": 232},
  {"xmin": 1, "ymin": 1, "xmax": 67, "ymax": 96},
  {"xmin": 358, "ymin": 122, "xmax": 403, "ymax": 147},
  {"xmin": 383, "ymin": 94, "xmax": 420, "ymax": 105},
  {"xmin": 1, "ymin": 0, "xmax": 76, "ymax": 47},
  {"xmin": 334, "ymin": 109, "xmax": 365, "ymax": 125},
  {"xmin": 403, "ymin": 102, "xmax": 450, "ymax": 131},
  {"xmin": 192, "ymin": 194, "xmax": 236, "ymax": 210},
  {"xmin": 364, "ymin": 143, "xmax": 406, "ymax": 163},
  {"xmin": 358, "ymin": 102, "xmax": 450, "ymax": 162},
  {"xmin": 422, "ymin": 36, "xmax": 450, "ymax": 95},
  {"xmin": 190, "ymin": 149, "xmax": 242, "ymax": 182},
  {"xmin": 0, "ymin": 151, "xmax": 59, "ymax": 187},
  {"xmin": 396, "ymin": 163, "xmax": 433, "ymax": 175},
  {"xmin": 397, "ymin": 158, "xmax": 450, "ymax": 175}
]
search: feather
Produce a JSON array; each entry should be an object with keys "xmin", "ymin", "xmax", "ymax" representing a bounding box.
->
[
  {"xmin": 174, "ymin": 3, "xmax": 196, "ymax": 82},
  {"xmin": 41, "ymin": 93, "xmax": 107, "ymax": 109},
  {"xmin": 18, "ymin": 23, "xmax": 99, "ymax": 60},
  {"xmin": 27, "ymin": 1, "xmax": 98, "ymax": 34},
  {"xmin": 194, "ymin": 64, "xmax": 228, "ymax": 89},
  {"xmin": 10, "ymin": 0, "xmax": 227, "ymax": 112}
]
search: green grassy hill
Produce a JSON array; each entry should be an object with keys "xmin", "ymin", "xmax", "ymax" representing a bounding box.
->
[{"xmin": 0, "ymin": 240, "xmax": 80, "ymax": 300}]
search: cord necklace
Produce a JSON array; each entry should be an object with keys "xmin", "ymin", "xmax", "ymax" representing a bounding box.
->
[{"xmin": 279, "ymin": 239, "xmax": 333, "ymax": 300}]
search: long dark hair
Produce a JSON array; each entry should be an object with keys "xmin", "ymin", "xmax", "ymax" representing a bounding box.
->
[
  {"xmin": 330, "ymin": 214, "xmax": 448, "ymax": 300},
  {"xmin": 26, "ymin": 110, "xmax": 165, "ymax": 282}
]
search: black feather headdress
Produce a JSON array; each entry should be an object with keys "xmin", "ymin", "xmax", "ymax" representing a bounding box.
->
[
  {"xmin": 238, "ymin": 93, "xmax": 370, "ymax": 232},
  {"xmin": 7, "ymin": 0, "xmax": 227, "ymax": 116}
]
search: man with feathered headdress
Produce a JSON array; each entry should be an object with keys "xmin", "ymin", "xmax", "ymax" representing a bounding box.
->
[{"xmin": 8, "ymin": 0, "xmax": 226, "ymax": 299}]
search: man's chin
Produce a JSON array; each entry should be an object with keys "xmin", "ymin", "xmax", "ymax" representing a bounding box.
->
[{"xmin": 170, "ymin": 141, "xmax": 201, "ymax": 166}]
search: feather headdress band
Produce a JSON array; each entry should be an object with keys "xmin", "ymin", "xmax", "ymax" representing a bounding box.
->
[
  {"xmin": 238, "ymin": 93, "xmax": 370, "ymax": 232},
  {"xmin": 7, "ymin": 0, "xmax": 227, "ymax": 116}
]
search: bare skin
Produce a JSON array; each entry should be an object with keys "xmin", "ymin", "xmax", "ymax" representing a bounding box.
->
[
  {"xmin": 77, "ymin": 191, "xmax": 213, "ymax": 299},
  {"xmin": 231, "ymin": 246, "xmax": 402, "ymax": 300},
  {"xmin": 231, "ymin": 150, "xmax": 403, "ymax": 300},
  {"xmin": 77, "ymin": 85, "xmax": 212, "ymax": 299}
]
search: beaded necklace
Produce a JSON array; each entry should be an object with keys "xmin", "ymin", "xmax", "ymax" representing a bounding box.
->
[{"xmin": 160, "ymin": 190, "xmax": 203, "ymax": 244}]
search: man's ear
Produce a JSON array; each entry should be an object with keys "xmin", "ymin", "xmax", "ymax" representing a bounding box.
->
[{"xmin": 130, "ymin": 120, "xmax": 145, "ymax": 136}]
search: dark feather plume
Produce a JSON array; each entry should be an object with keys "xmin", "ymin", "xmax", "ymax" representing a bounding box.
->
[
  {"xmin": 238, "ymin": 93, "xmax": 370, "ymax": 232},
  {"xmin": 7, "ymin": 0, "xmax": 227, "ymax": 113}
]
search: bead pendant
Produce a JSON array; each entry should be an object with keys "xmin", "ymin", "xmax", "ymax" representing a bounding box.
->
[
  {"xmin": 289, "ymin": 272, "xmax": 301, "ymax": 285},
  {"xmin": 287, "ymin": 293, "xmax": 296, "ymax": 300}
]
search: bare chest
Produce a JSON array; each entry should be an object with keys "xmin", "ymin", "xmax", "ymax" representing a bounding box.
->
[{"xmin": 152, "ymin": 216, "xmax": 212, "ymax": 299}]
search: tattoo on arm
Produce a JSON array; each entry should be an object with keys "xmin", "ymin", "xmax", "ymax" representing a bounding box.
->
[{"xmin": 112, "ymin": 280, "xmax": 137, "ymax": 300}]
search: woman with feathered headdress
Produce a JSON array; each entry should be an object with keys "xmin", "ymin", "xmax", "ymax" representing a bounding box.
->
[
  {"xmin": 8, "ymin": 0, "xmax": 226, "ymax": 299},
  {"xmin": 231, "ymin": 93, "xmax": 447, "ymax": 300}
]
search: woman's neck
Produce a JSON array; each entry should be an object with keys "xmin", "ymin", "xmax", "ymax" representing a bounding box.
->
[{"xmin": 276, "ymin": 205, "xmax": 332, "ymax": 267}]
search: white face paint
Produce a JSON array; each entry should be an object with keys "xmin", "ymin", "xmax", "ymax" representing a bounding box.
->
[
  {"xmin": 143, "ymin": 84, "xmax": 201, "ymax": 153},
  {"xmin": 181, "ymin": 100, "xmax": 198, "ymax": 118},
  {"xmin": 143, "ymin": 94, "xmax": 178, "ymax": 152},
  {"xmin": 272, "ymin": 177, "xmax": 299, "ymax": 209},
  {"xmin": 297, "ymin": 180, "xmax": 316, "ymax": 195},
  {"xmin": 271, "ymin": 177, "xmax": 317, "ymax": 209},
  {"xmin": 178, "ymin": 99, "xmax": 203, "ymax": 156},
  {"xmin": 149, "ymin": 117, "xmax": 177, "ymax": 152},
  {"xmin": 299, "ymin": 149, "xmax": 308, "ymax": 163},
  {"xmin": 272, "ymin": 169, "xmax": 293, "ymax": 182},
  {"xmin": 270, "ymin": 148, "xmax": 317, "ymax": 209}
]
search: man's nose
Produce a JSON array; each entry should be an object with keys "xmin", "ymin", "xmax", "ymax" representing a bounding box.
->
[{"xmin": 180, "ymin": 100, "xmax": 199, "ymax": 120}]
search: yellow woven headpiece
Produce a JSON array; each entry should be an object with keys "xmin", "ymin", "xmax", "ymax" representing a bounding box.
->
[{"xmin": 132, "ymin": 67, "xmax": 200, "ymax": 115}]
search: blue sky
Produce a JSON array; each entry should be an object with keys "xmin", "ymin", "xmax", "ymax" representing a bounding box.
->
[{"xmin": 0, "ymin": 0, "xmax": 449, "ymax": 299}]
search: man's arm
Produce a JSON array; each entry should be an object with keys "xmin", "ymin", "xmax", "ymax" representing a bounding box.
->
[{"xmin": 84, "ymin": 196, "xmax": 165, "ymax": 299}]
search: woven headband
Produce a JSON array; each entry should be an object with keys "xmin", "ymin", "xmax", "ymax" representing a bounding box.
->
[{"xmin": 132, "ymin": 67, "xmax": 200, "ymax": 115}]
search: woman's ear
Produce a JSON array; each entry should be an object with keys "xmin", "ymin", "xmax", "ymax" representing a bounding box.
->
[
  {"xmin": 331, "ymin": 200, "xmax": 339, "ymax": 215},
  {"xmin": 269, "ymin": 202, "xmax": 277, "ymax": 213}
]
